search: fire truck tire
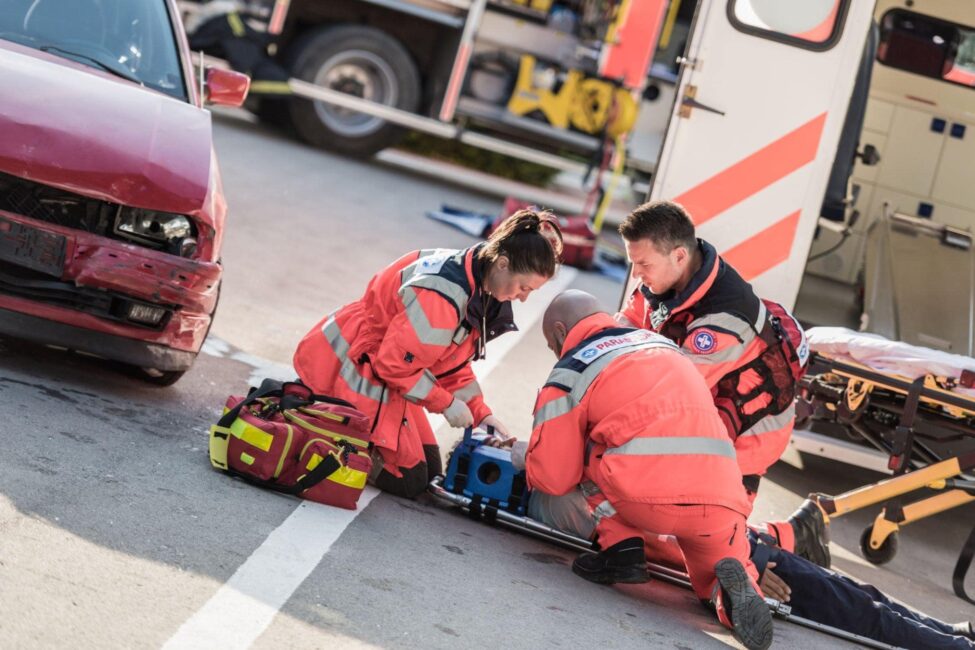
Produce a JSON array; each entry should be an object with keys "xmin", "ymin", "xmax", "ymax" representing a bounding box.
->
[{"xmin": 287, "ymin": 25, "xmax": 420, "ymax": 157}]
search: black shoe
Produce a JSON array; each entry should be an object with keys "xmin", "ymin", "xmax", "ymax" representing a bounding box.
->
[
  {"xmin": 571, "ymin": 537, "xmax": 650, "ymax": 585},
  {"xmin": 715, "ymin": 558, "xmax": 774, "ymax": 650},
  {"xmin": 788, "ymin": 498, "xmax": 831, "ymax": 568}
]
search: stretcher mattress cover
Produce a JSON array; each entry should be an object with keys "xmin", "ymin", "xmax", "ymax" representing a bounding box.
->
[{"xmin": 806, "ymin": 327, "xmax": 975, "ymax": 398}]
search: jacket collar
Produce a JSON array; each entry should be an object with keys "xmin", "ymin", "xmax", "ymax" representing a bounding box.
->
[
  {"xmin": 466, "ymin": 245, "xmax": 517, "ymax": 343},
  {"xmin": 559, "ymin": 313, "xmax": 619, "ymax": 356},
  {"xmin": 640, "ymin": 239, "xmax": 720, "ymax": 329}
]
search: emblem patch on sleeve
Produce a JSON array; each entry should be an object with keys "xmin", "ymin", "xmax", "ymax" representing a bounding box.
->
[{"xmin": 691, "ymin": 330, "xmax": 717, "ymax": 354}]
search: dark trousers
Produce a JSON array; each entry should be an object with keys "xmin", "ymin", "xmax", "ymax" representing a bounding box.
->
[{"xmin": 752, "ymin": 534, "xmax": 972, "ymax": 649}]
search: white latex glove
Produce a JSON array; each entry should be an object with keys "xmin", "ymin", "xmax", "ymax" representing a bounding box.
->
[
  {"xmin": 443, "ymin": 398, "xmax": 474, "ymax": 429},
  {"xmin": 479, "ymin": 414, "xmax": 512, "ymax": 441},
  {"xmin": 510, "ymin": 441, "xmax": 529, "ymax": 471}
]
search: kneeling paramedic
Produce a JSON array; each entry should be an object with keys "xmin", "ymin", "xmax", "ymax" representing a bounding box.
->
[
  {"xmin": 519, "ymin": 290, "xmax": 773, "ymax": 650},
  {"xmin": 616, "ymin": 200, "xmax": 828, "ymax": 567},
  {"xmin": 294, "ymin": 210, "xmax": 562, "ymax": 498}
]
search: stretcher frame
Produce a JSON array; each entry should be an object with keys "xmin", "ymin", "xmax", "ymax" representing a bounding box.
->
[
  {"xmin": 798, "ymin": 352, "xmax": 975, "ymax": 603},
  {"xmin": 428, "ymin": 475, "xmax": 898, "ymax": 650}
]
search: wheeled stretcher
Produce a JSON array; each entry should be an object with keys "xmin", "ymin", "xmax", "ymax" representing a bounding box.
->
[
  {"xmin": 795, "ymin": 328, "xmax": 975, "ymax": 604},
  {"xmin": 429, "ymin": 428, "xmax": 899, "ymax": 649}
]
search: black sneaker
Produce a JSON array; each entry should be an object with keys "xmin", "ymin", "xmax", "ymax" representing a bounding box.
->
[
  {"xmin": 571, "ymin": 537, "xmax": 650, "ymax": 585},
  {"xmin": 715, "ymin": 558, "xmax": 774, "ymax": 650},
  {"xmin": 788, "ymin": 498, "xmax": 831, "ymax": 568}
]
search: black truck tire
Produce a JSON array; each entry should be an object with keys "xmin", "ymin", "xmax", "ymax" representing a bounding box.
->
[{"xmin": 287, "ymin": 25, "xmax": 421, "ymax": 157}]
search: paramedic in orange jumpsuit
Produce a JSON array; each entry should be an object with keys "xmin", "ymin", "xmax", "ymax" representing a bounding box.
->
[
  {"xmin": 616, "ymin": 200, "xmax": 828, "ymax": 566},
  {"xmin": 293, "ymin": 210, "xmax": 562, "ymax": 498},
  {"xmin": 523, "ymin": 290, "xmax": 773, "ymax": 650}
]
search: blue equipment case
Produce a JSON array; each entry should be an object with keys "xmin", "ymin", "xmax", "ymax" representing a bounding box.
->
[{"xmin": 443, "ymin": 426, "xmax": 530, "ymax": 516}]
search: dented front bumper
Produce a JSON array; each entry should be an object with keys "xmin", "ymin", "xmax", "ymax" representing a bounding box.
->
[{"xmin": 0, "ymin": 209, "xmax": 221, "ymax": 362}]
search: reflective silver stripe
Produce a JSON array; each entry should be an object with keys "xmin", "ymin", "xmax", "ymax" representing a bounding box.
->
[
  {"xmin": 568, "ymin": 341, "xmax": 669, "ymax": 400},
  {"xmin": 545, "ymin": 367, "xmax": 579, "ymax": 389},
  {"xmin": 532, "ymin": 394, "xmax": 574, "ymax": 428},
  {"xmin": 754, "ymin": 300, "xmax": 767, "ymax": 332},
  {"xmin": 403, "ymin": 275, "xmax": 470, "ymax": 317},
  {"xmin": 452, "ymin": 325, "xmax": 470, "ymax": 345},
  {"xmin": 737, "ymin": 403, "xmax": 795, "ymax": 438},
  {"xmin": 404, "ymin": 369, "xmax": 437, "ymax": 403},
  {"xmin": 535, "ymin": 339, "xmax": 677, "ymax": 427},
  {"xmin": 688, "ymin": 312, "xmax": 756, "ymax": 345},
  {"xmin": 592, "ymin": 499, "xmax": 617, "ymax": 524},
  {"xmin": 453, "ymin": 380, "xmax": 482, "ymax": 402},
  {"xmin": 400, "ymin": 286, "xmax": 456, "ymax": 347},
  {"xmin": 321, "ymin": 316, "xmax": 388, "ymax": 403},
  {"xmin": 580, "ymin": 480, "xmax": 601, "ymax": 498},
  {"xmin": 605, "ymin": 436, "xmax": 737, "ymax": 459}
]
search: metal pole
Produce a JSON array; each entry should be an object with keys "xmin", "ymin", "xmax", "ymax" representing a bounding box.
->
[{"xmin": 439, "ymin": 0, "xmax": 488, "ymax": 123}]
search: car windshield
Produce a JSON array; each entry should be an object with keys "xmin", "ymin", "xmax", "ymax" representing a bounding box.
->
[{"xmin": 0, "ymin": 0, "xmax": 188, "ymax": 101}]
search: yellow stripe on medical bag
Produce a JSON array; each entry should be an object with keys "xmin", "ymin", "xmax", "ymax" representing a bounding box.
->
[
  {"xmin": 230, "ymin": 418, "xmax": 274, "ymax": 452},
  {"xmin": 208, "ymin": 422, "xmax": 232, "ymax": 470},
  {"xmin": 274, "ymin": 424, "xmax": 294, "ymax": 479},
  {"xmin": 306, "ymin": 452, "xmax": 368, "ymax": 490},
  {"xmin": 298, "ymin": 406, "xmax": 346, "ymax": 423},
  {"xmin": 240, "ymin": 452, "xmax": 255, "ymax": 466},
  {"xmin": 284, "ymin": 411, "xmax": 369, "ymax": 449}
]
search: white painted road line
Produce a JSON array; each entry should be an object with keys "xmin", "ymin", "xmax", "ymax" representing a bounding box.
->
[
  {"xmin": 179, "ymin": 266, "xmax": 578, "ymax": 649},
  {"xmin": 163, "ymin": 489, "xmax": 380, "ymax": 650}
]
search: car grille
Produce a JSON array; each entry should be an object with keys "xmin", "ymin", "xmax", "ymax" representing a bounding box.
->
[
  {"xmin": 0, "ymin": 170, "xmax": 117, "ymax": 236},
  {"xmin": 0, "ymin": 261, "xmax": 173, "ymax": 330}
]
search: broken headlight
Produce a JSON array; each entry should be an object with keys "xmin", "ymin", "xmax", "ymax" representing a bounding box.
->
[{"xmin": 114, "ymin": 208, "xmax": 197, "ymax": 256}]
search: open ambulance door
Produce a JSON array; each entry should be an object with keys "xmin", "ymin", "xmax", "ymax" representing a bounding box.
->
[{"xmin": 635, "ymin": 0, "xmax": 877, "ymax": 309}]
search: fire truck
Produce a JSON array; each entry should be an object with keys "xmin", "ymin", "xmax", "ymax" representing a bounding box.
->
[{"xmin": 179, "ymin": 0, "xmax": 693, "ymax": 180}]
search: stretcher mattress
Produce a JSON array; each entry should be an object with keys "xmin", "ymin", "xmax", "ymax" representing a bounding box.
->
[{"xmin": 806, "ymin": 327, "xmax": 975, "ymax": 398}]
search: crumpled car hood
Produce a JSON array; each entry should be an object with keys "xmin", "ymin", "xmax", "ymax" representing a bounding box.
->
[{"xmin": 0, "ymin": 40, "xmax": 213, "ymax": 218}]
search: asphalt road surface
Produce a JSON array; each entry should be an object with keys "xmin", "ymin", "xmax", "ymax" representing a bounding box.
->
[{"xmin": 1, "ymin": 109, "xmax": 972, "ymax": 649}]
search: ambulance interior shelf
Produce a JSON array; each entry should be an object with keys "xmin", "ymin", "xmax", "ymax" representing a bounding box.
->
[{"xmin": 796, "ymin": 327, "xmax": 975, "ymax": 603}]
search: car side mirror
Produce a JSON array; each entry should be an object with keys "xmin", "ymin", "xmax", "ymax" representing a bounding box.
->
[{"xmin": 204, "ymin": 67, "xmax": 250, "ymax": 107}]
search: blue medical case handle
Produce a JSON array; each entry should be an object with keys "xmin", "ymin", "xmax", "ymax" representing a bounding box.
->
[{"xmin": 462, "ymin": 425, "xmax": 495, "ymax": 444}]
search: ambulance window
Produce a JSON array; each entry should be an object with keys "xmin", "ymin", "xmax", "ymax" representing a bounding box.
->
[
  {"xmin": 728, "ymin": 0, "xmax": 848, "ymax": 51},
  {"xmin": 877, "ymin": 10, "xmax": 975, "ymax": 89}
]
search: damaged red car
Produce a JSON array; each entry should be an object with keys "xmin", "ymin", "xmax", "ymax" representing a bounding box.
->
[{"xmin": 0, "ymin": 0, "xmax": 249, "ymax": 385}]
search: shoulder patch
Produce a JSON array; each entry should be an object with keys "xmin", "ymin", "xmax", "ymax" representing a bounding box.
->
[
  {"xmin": 572, "ymin": 329, "xmax": 674, "ymax": 364},
  {"xmin": 690, "ymin": 329, "xmax": 718, "ymax": 354},
  {"xmin": 415, "ymin": 251, "xmax": 451, "ymax": 274}
]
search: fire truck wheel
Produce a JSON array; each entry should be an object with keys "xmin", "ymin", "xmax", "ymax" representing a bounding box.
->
[{"xmin": 287, "ymin": 25, "xmax": 420, "ymax": 157}]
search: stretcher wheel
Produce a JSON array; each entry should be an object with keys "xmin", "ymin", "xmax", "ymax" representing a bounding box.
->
[{"xmin": 859, "ymin": 525, "xmax": 898, "ymax": 565}]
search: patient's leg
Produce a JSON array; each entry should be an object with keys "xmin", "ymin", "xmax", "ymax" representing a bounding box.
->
[{"xmin": 528, "ymin": 489, "xmax": 595, "ymax": 540}]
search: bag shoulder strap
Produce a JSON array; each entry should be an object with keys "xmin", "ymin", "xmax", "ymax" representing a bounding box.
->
[{"xmin": 216, "ymin": 378, "xmax": 287, "ymax": 429}]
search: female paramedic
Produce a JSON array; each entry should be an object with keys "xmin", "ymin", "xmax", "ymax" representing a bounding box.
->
[{"xmin": 293, "ymin": 210, "xmax": 563, "ymax": 498}]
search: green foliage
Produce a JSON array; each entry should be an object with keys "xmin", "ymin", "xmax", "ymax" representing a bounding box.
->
[{"xmin": 396, "ymin": 132, "xmax": 561, "ymax": 187}]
